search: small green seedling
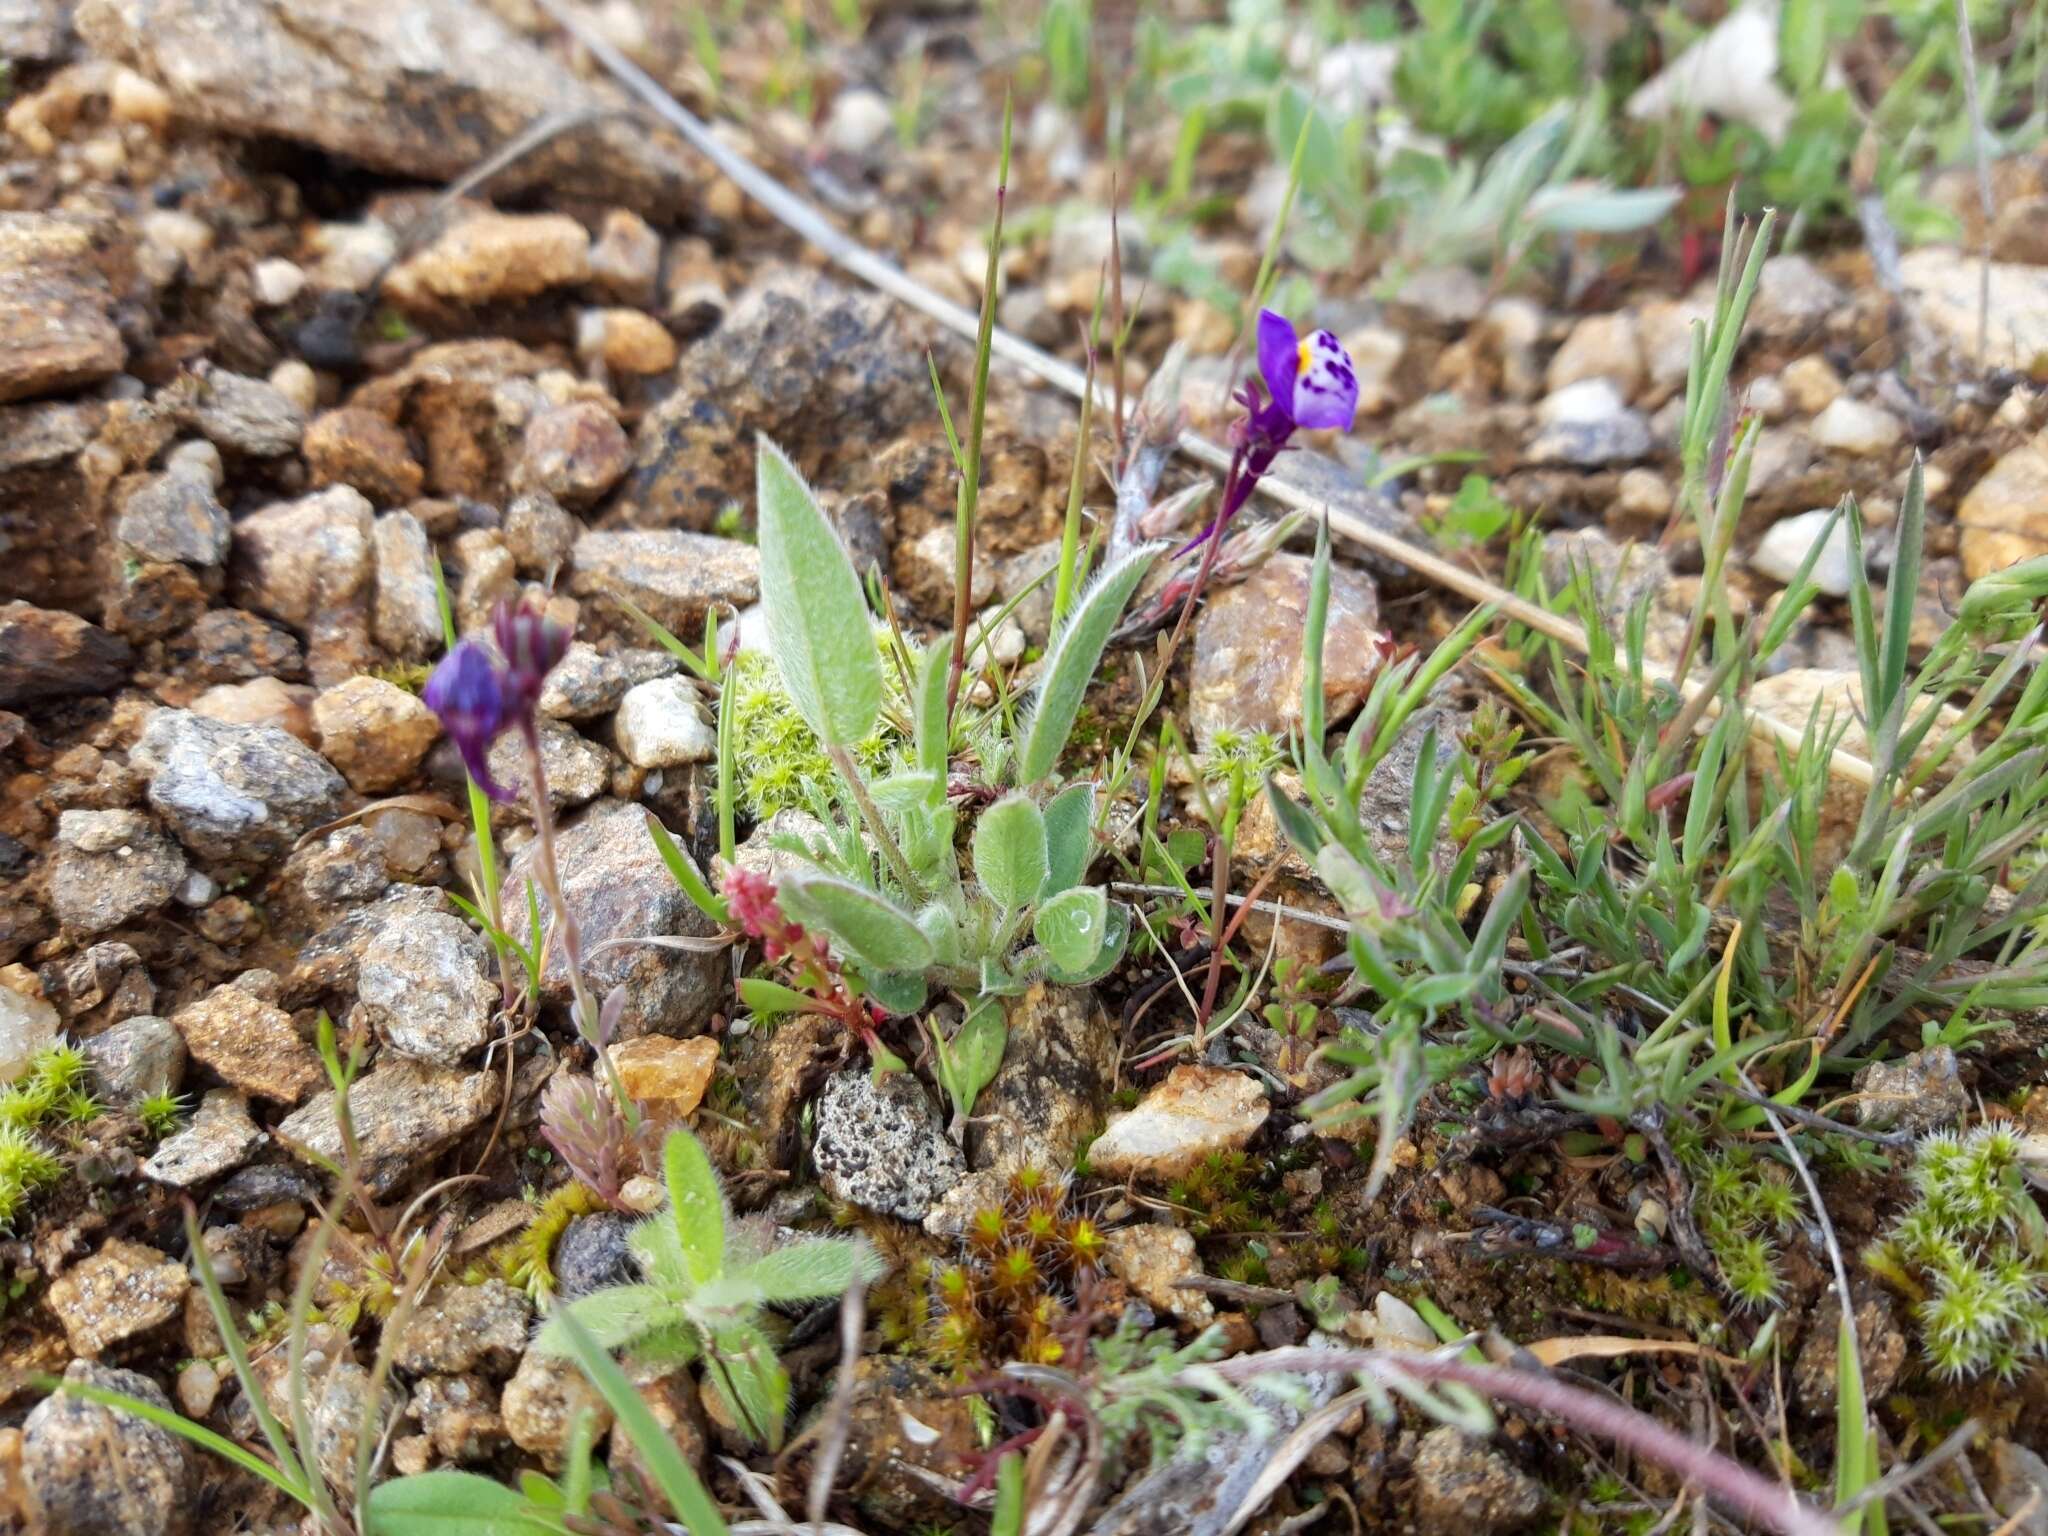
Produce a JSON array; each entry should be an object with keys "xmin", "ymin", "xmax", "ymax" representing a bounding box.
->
[{"xmin": 536, "ymin": 1127, "xmax": 881, "ymax": 1448}]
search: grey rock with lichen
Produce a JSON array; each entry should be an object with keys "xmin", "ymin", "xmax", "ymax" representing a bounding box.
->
[
  {"xmin": 503, "ymin": 799, "xmax": 722, "ymax": 1038},
  {"xmin": 619, "ymin": 267, "xmax": 931, "ymax": 532},
  {"xmin": 812, "ymin": 1068, "xmax": 964, "ymax": 1222},
  {"xmin": 391, "ymin": 1278, "xmax": 530, "ymax": 1375},
  {"xmin": 23, "ymin": 1361, "xmax": 192, "ymax": 1536},
  {"xmin": 970, "ymin": 983, "xmax": 1112, "ymax": 1178},
  {"xmin": 81, "ymin": 1013, "xmax": 184, "ymax": 1104},
  {"xmin": 114, "ymin": 473, "xmax": 231, "ymax": 567},
  {"xmin": 133, "ymin": 708, "xmax": 345, "ymax": 865},
  {"xmin": 538, "ymin": 642, "xmax": 678, "ymax": 721},
  {"xmin": 74, "ymin": 0, "xmax": 696, "ymax": 217},
  {"xmin": 49, "ymin": 809, "xmax": 188, "ymax": 935},
  {"xmin": 354, "ymin": 907, "xmax": 495, "ymax": 1064},
  {"xmin": 554, "ymin": 1212, "xmax": 636, "ymax": 1298},
  {"xmin": 276, "ymin": 1056, "xmax": 498, "ymax": 1195},
  {"xmin": 142, "ymin": 1089, "xmax": 263, "ymax": 1187},
  {"xmin": 1413, "ymin": 1425, "xmax": 1548, "ymax": 1536},
  {"xmin": 188, "ymin": 369, "xmax": 303, "ymax": 456},
  {"xmin": 1854, "ymin": 1045, "xmax": 1969, "ymax": 1135}
]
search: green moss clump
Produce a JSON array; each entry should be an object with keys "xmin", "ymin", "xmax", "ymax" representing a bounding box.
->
[
  {"xmin": 1691, "ymin": 1143, "xmax": 1802, "ymax": 1311},
  {"xmin": 0, "ymin": 1046, "xmax": 90, "ymax": 1230},
  {"xmin": 726, "ymin": 646, "xmax": 898, "ymax": 820},
  {"xmin": 1869, "ymin": 1125, "xmax": 2048, "ymax": 1382}
]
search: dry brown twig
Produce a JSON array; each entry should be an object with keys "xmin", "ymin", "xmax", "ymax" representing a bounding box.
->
[{"xmin": 530, "ymin": 0, "xmax": 1878, "ymax": 791}]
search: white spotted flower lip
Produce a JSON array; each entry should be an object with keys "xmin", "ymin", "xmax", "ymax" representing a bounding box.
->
[{"xmin": 1256, "ymin": 307, "xmax": 1360, "ymax": 433}]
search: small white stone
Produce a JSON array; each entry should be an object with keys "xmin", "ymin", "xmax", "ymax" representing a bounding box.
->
[
  {"xmin": 307, "ymin": 220, "xmax": 399, "ymax": 293},
  {"xmin": 1781, "ymin": 354, "xmax": 1843, "ymax": 415},
  {"xmin": 1810, "ymin": 396, "xmax": 1903, "ymax": 458},
  {"xmin": 1616, "ymin": 468, "xmax": 1674, "ymax": 521},
  {"xmin": 0, "ymin": 978, "xmax": 59, "ymax": 1084},
  {"xmin": 252, "ymin": 258, "xmax": 307, "ymax": 308},
  {"xmin": 142, "ymin": 208, "xmax": 213, "ymax": 263},
  {"xmin": 1538, "ymin": 376, "xmax": 1627, "ymax": 426},
  {"xmin": 164, "ymin": 438, "xmax": 224, "ymax": 491},
  {"xmin": 613, "ymin": 677, "xmax": 717, "ymax": 768},
  {"xmin": 108, "ymin": 68, "xmax": 173, "ymax": 130},
  {"xmin": 1370, "ymin": 1290, "xmax": 1437, "ymax": 1349},
  {"xmin": 1745, "ymin": 373, "xmax": 1790, "ymax": 421},
  {"xmin": 824, "ymin": 89, "xmax": 894, "ymax": 157},
  {"xmin": 268, "ymin": 360, "xmax": 318, "ymax": 415},
  {"xmin": 1752, "ymin": 508, "xmax": 1857, "ymax": 597}
]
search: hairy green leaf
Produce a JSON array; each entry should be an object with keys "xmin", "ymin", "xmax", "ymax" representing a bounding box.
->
[
  {"xmin": 738, "ymin": 977, "xmax": 814, "ymax": 1017},
  {"xmin": 865, "ymin": 969, "xmax": 929, "ymax": 1016},
  {"xmin": 706, "ymin": 1320, "xmax": 791, "ymax": 1450},
  {"xmin": 755, "ymin": 436, "xmax": 881, "ymax": 747},
  {"xmin": 663, "ymin": 1130, "xmax": 726, "ymax": 1289},
  {"xmin": 778, "ymin": 871, "xmax": 933, "ymax": 972},
  {"xmin": 974, "ymin": 793, "xmax": 1048, "ymax": 910},
  {"xmin": 1018, "ymin": 544, "xmax": 1161, "ymax": 782},
  {"xmin": 914, "ymin": 637, "xmax": 951, "ymax": 780},
  {"xmin": 1034, "ymin": 885, "xmax": 1108, "ymax": 974},
  {"xmin": 535, "ymin": 1285, "xmax": 678, "ymax": 1358},
  {"xmin": 1041, "ymin": 780, "xmax": 1096, "ymax": 896},
  {"xmin": 365, "ymin": 1471, "xmax": 556, "ymax": 1535},
  {"xmin": 916, "ymin": 903, "xmax": 963, "ymax": 967},
  {"xmin": 740, "ymin": 1237, "xmax": 883, "ymax": 1304},
  {"xmin": 1042, "ymin": 900, "xmax": 1130, "ymax": 985},
  {"xmin": 936, "ymin": 997, "xmax": 1007, "ymax": 1118}
]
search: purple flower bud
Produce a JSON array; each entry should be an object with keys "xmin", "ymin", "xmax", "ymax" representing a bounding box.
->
[
  {"xmin": 423, "ymin": 637, "xmax": 514, "ymax": 800},
  {"xmin": 492, "ymin": 600, "xmax": 571, "ymax": 715},
  {"xmin": 1255, "ymin": 308, "xmax": 1360, "ymax": 434}
]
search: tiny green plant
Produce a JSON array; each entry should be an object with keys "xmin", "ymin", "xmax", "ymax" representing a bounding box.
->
[
  {"xmin": 726, "ymin": 435, "xmax": 1156, "ymax": 1118},
  {"xmin": 138, "ymin": 1090, "xmax": 189, "ymax": 1140},
  {"xmin": 1265, "ymin": 517, "xmax": 1519, "ymax": 1199},
  {"xmin": 0, "ymin": 1045, "xmax": 99, "ymax": 1228},
  {"xmin": 1867, "ymin": 1124, "xmax": 2048, "ymax": 1382},
  {"xmin": 536, "ymin": 1126, "xmax": 881, "ymax": 1448}
]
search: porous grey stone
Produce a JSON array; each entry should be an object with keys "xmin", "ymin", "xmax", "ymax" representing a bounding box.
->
[
  {"xmin": 503, "ymin": 799, "xmax": 721, "ymax": 1037},
  {"xmin": 142, "ymin": 1089, "xmax": 262, "ymax": 1187},
  {"xmin": 276, "ymin": 1056, "xmax": 498, "ymax": 1194},
  {"xmin": 391, "ymin": 1278, "xmax": 530, "ymax": 1376},
  {"xmin": 81, "ymin": 1013, "xmax": 185, "ymax": 1103},
  {"xmin": 23, "ymin": 1361, "xmax": 192, "ymax": 1536},
  {"xmin": 189, "ymin": 368, "xmax": 304, "ymax": 456},
  {"xmin": 811, "ymin": 1068, "xmax": 964, "ymax": 1222},
  {"xmin": 114, "ymin": 472, "xmax": 231, "ymax": 567},
  {"xmin": 1413, "ymin": 1426, "xmax": 1548, "ymax": 1536}
]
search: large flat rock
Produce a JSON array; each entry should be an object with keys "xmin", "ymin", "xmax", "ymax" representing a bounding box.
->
[{"xmin": 75, "ymin": 0, "xmax": 695, "ymax": 217}]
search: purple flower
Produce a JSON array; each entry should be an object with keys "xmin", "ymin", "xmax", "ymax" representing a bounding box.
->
[
  {"xmin": 1255, "ymin": 308, "xmax": 1359, "ymax": 434},
  {"xmin": 492, "ymin": 599, "xmax": 571, "ymax": 717},
  {"xmin": 1177, "ymin": 310, "xmax": 1359, "ymax": 559},
  {"xmin": 423, "ymin": 637, "xmax": 515, "ymax": 800}
]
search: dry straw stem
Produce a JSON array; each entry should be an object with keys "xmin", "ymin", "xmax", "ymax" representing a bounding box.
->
[{"xmin": 536, "ymin": 0, "xmax": 1875, "ymax": 790}]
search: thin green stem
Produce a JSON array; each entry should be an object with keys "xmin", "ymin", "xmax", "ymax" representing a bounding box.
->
[
  {"xmin": 1052, "ymin": 345, "xmax": 1097, "ymax": 631},
  {"xmin": 945, "ymin": 90, "xmax": 1014, "ymax": 723},
  {"xmin": 826, "ymin": 743, "xmax": 927, "ymax": 903},
  {"xmin": 520, "ymin": 721, "xmax": 640, "ymax": 1130}
]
